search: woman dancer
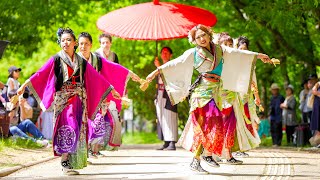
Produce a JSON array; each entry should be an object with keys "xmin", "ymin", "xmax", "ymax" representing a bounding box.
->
[
  {"xmin": 17, "ymin": 28, "xmax": 120, "ymax": 175},
  {"xmin": 77, "ymin": 32, "xmax": 141, "ymax": 157},
  {"xmin": 145, "ymin": 25, "xmax": 271, "ymax": 172},
  {"xmin": 231, "ymin": 36, "xmax": 262, "ymax": 157}
]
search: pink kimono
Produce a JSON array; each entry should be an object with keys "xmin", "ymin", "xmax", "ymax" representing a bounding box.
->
[
  {"xmin": 27, "ymin": 51, "xmax": 113, "ymax": 169},
  {"xmin": 85, "ymin": 53, "xmax": 129, "ymax": 148}
]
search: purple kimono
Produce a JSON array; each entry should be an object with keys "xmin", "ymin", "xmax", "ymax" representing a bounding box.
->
[
  {"xmin": 27, "ymin": 51, "xmax": 113, "ymax": 169},
  {"xmin": 84, "ymin": 53, "xmax": 129, "ymax": 148}
]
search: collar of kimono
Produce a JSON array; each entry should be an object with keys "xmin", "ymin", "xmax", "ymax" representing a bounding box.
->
[
  {"xmin": 196, "ymin": 43, "xmax": 218, "ymax": 70},
  {"xmin": 58, "ymin": 50, "xmax": 79, "ymax": 70},
  {"xmin": 78, "ymin": 52, "xmax": 95, "ymax": 66},
  {"xmin": 58, "ymin": 50, "xmax": 83, "ymax": 83},
  {"xmin": 90, "ymin": 53, "xmax": 100, "ymax": 71}
]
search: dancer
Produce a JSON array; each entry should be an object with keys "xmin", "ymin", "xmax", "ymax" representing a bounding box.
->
[
  {"xmin": 145, "ymin": 25, "xmax": 271, "ymax": 172},
  {"xmin": 77, "ymin": 32, "xmax": 141, "ymax": 157},
  {"xmin": 232, "ymin": 36, "xmax": 262, "ymax": 157},
  {"xmin": 96, "ymin": 33, "xmax": 119, "ymax": 63},
  {"xmin": 17, "ymin": 28, "xmax": 120, "ymax": 175},
  {"xmin": 215, "ymin": 32, "xmax": 244, "ymax": 164},
  {"xmin": 154, "ymin": 47, "xmax": 178, "ymax": 151}
]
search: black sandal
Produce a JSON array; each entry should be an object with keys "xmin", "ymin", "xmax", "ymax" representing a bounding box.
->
[
  {"xmin": 202, "ymin": 156, "xmax": 220, "ymax": 168},
  {"xmin": 226, "ymin": 157, "xmax": 243, "ymax": 165},
  {"xmin": 61, "ymin": 160, "xmax": 79, "ymax": 175}
]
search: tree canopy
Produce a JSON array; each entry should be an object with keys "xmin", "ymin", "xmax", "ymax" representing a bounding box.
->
[{"xmin": 0, "ymin": 0, "xmax": 319, "ymax": 125}]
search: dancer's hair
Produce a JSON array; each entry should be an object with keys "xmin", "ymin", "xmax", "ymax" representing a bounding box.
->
[
  {"xmin": 78, "ymin": 32, "xmax": 93, "ymax": 43},
  {"xmin": 98, "ymin": 33, "xmax": 112, "ymax": 43},
  {"xmin": 236, "ymin": 36, "xmax": 249, "ymax": 49},
  {"xmin": 188, "ymin": 24, "xmax": 213, "ymax": 45},
  {"xmin": 217, "ymin": 32, "xmax": 233, "ymax": 45},
  {"xmin": 56, "ymin": 27, "xmax": 76, "ymax": 45}
]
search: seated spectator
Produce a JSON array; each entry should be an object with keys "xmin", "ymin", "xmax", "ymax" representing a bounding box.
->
[
  {"xmin": 39, "ymin": 110, "xmax": 54, "ymax": 140},
  {"xmin": 7, "ymin": 89, "xmax": 49, "ymax": 146}
]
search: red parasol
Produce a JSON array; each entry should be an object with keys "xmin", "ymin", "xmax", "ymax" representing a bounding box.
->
[{"xmin": 97, "ymin": 0, "xmax": 217, "ymax": 54}]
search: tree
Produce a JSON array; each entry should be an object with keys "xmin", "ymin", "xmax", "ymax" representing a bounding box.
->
[{"xmin": 0, "ymin": 0, "xmax": 319, "ymax": 126}]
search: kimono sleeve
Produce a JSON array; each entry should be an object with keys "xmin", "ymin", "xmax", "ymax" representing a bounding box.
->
[
  {"xmin": 100, "ymin": 58, "xmax": 130, "ymax": 112},
  {"xmin": 221, "ymin": 46, "xmax": 258, "ymax": 94},
  {"xmin": 26, "ymin": 57, "xmax": 56, "ymax": 111},
  {"xmin": 158, "ymin": 48, "xmax": 194, "ymax": 105},
  {"xmin": 85, "ymin": 63, "xmax": 113, "ymax": 120}
]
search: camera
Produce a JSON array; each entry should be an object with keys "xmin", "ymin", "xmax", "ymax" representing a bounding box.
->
[{"xmin": 22, "ymin": 92, "xmax": 29, "ymax": 99}]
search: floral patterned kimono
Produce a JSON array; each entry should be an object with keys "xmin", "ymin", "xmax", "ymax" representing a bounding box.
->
[
  {"xmin": 221, "ymin": 66, "xmax": 261, "ymax": 154},
  {"xmin": 232, "ymin": 73, "xmax": 261, "ymax": 152},
  {"xmin": 26, "ymin": 50, "xmax": 113, "ymax": 169},
  {"xmin": 160, "ymin": 43, "xmax": 258, "ymax": 156},
  {"xmin": 78, "ymin": 52, "xmax": 130, "ymax": 149}
]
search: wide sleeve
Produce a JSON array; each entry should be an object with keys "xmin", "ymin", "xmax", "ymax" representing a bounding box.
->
[
  {"xmin": 100, "ymin": 58, "xmax": 130, "ymax": 112},
  {"xmin": 26, "ymin": 57, "xmax": 56, "ymax": 112},
  {"xmin": 85, "ymin": 63, "xmax": 114, "ymax": 120},
  {"xmin": 221, "ymin": 45, "xmax": 258, "ymax": 94},
  {"xmin": 158, "ymin": 48, "xmax": 194, "ymax": 105}
]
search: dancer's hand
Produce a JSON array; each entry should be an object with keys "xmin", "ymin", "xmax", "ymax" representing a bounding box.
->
[
  {"xmin": 254, "ymin": 97, "xmax": 261, "ymax": 106},
  {"xmin": 146, "ymin": 69, "xmax": 159, "ymax": 82},
  {"xmin": 257, "ymin": 53, "xmax": 271, "ymax": 64},
  {"xmin": 130, "ymin": 72, "xmax": 141, "ymax": 82},
  {"xmin": 111, "ymin": 89, "xmax": 121, "ymax": 99}
]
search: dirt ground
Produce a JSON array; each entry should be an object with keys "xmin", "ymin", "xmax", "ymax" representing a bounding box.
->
[{"xmin": 0, "ymin": 147, "xmax": 53, "ymax": 169}]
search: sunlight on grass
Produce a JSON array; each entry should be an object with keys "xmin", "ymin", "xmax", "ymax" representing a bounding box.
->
[
  {"xmin": 0, "ymin": 137, "xmax": 43, "ymax": 151},
  {"xmin": 122, "ymin": 132, "xmax": 162, "ymax": 144}
]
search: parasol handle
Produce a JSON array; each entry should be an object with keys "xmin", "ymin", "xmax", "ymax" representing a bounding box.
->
[
  {"xmin": 155, "ymin": 40, "xmax": 158, "ymax": 58},
  {"xmin": 153, "ymin": 0, "xmax": 160, "ymax": 5}
]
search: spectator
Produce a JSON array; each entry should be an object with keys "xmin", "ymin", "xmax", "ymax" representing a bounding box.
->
[
  {"xmin": 269, "ymin": 83, "xmax": 285, "ymax": 147},
  {"xmin": 280, "ymin": 85, "xmax": 297, "ymax": 145},
  {"xmin": 154, "ymin": 47, "xmax": 178, "ymax": 151},
  {"xmin": 258, "ymin": 112, "xmax": 270, "ymax": 138},
  {"xmin": 7, "ymin": 89, "xmax": 48, "ymax": 146},
  {"xmin": 299, "ymin": 79, "xmax": 312, "ymax": 124},
  {"xmin": 0, "ymin": 82, "xmax": 5, "ymax": 108},
  {"xmin": 39, "ymin": 110, "xmax": 54, "ymax": 140},
  {"xmin": 6, "ymin": 66, "xmax": 21, "ymax": 98},
  {"xmin": 309, "ymin": 74, "xmax": 320, "ymax": 147}
]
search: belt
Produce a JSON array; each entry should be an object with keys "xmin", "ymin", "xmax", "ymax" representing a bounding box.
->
[
  {"xmin": 201, "ymin": 73, "xmax": 220, "ymax": 82},
  {"xmin": 158, "ymin": 84, "xmax": 165, "ymax": 90},
  {"xmin": 60, "ymin": 82, "xmax": 83, "ymax": 92}
]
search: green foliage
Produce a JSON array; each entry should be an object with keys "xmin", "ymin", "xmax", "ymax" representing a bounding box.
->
[{"xmin": 0, "ymin": 0, "xmax": 319, "ymax": 126}]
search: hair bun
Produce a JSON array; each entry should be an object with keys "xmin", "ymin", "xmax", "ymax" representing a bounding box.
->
[{"xmin": 57, "ymin": 28, "xmax": 64, "ymax": 37}]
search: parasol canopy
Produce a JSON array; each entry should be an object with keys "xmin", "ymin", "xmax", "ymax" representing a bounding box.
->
[{"xmin": 96, "ymin": 0, "xmax": 217, "ymax": 41}]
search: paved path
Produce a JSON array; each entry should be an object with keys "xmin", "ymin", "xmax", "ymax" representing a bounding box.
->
[{"xmin": 3, "ymin": 145, "xmax": 320, "ymax": 180}]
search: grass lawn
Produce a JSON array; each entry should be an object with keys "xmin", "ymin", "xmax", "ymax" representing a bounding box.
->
[
  {"xmin": 122, "ymin": 132, "xmax": 162, "ymax": 145},
  {"xmin": 260, "ymin": 134, "xmax": 311, "ymax": 148},
  {"xmin": 0, "ymin": 137, "xmax": 43, "ymax": 152}
]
